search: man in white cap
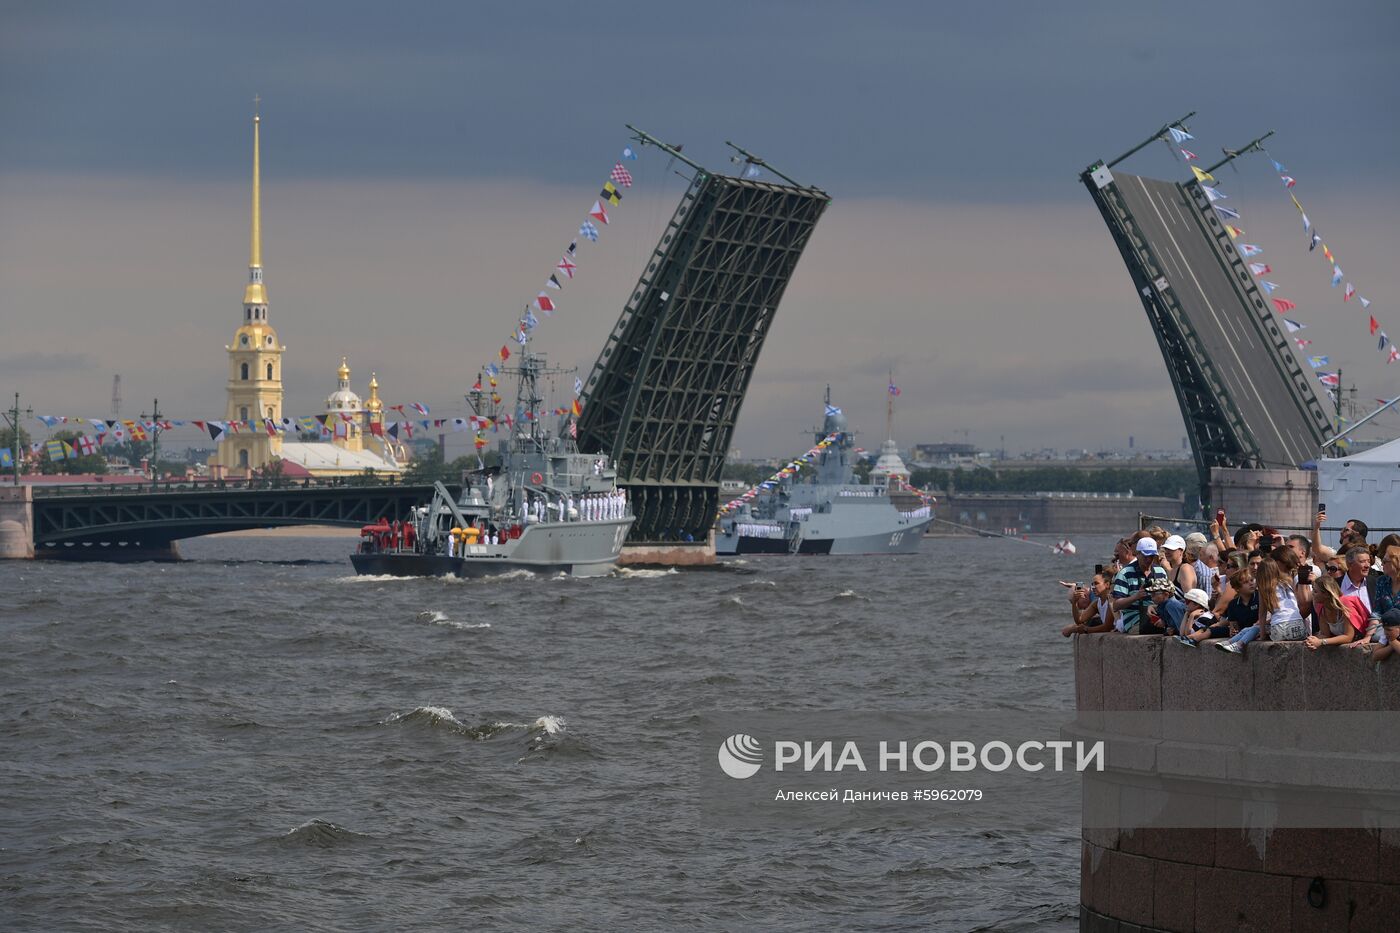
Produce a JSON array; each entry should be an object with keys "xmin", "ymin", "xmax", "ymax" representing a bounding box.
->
[{"xmin": 1111, "ymin": 535, "xmax": 1169, "ymax": 634}]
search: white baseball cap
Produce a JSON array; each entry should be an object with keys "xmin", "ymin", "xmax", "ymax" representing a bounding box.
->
[
  {"xmin": 1183, "ymin": 588, "xmax": 1211, "ymax": 609},
  {"xmin": 1135, "ymin": 538, "xmax": 1159, "ymax": 556},
  {"xmin": 1163, "ymin": 534, "xmax": 1186, "ymax": 552}
]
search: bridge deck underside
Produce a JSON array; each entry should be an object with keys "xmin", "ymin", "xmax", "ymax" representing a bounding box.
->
[
  {"xmin": 579, "ymin": 175, "xmax": 827, "ymax": 545},
  {"xmin": 32, "ymin": 485, "xmax": 446, "ymax": 549},
  {"xmin": 1110, "ymin": 172, "xmax": 1329, "ymax": 471}
]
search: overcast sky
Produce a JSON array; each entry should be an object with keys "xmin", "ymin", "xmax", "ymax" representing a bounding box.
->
[{"xmin": 2, "ymin": 0, "xmax": 1397, "ymax": 458}]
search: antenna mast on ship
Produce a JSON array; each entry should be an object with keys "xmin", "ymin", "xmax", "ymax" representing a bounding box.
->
[{"xmin": 886, "ymin": 368, "xmax": 895, "ymax": 441}]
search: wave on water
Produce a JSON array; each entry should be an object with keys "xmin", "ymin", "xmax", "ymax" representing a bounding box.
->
[
  {"xmin": 417, "ymin": 610, "xmax": 491, "ymax": 630},
  {"xmin": 612, "ymin": 567, "xmax": 679, "ymax": 579},
  {"xmin": 383, "ymin": 708, "xmax": 566, "ymax": 742},
  {"xmin": 274, "ymin": 818, "xmax": 370, "ymax": 849},
  {"xmin": 829, "ymin": 589, "xmax": 868, "ymax": 602}
]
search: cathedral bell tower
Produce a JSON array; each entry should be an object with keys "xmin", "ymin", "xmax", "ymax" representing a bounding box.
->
[{"xmin": 213, "ymin": 104, "xmax": 285, "ymax": 477}]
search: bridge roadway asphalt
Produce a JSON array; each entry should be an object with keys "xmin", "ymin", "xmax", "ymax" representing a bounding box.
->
[{"xmin": 1112, "ymin": 171, "xmax": 1324, "ymax": 469}]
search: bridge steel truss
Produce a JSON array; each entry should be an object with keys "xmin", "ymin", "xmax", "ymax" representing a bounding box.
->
[
  {"xmin": 577, "ymin": 171, "xmax": 828, "ymax": 545},
  {"xmin": 1082, "ymin": 163, "xmax": 1332, "ymax": 506},
  {"xmin": 31, "ymin": 484, "xmax": 451, "ymax": 553}
]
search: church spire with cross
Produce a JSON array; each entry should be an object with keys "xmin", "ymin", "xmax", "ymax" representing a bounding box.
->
[{"xmin": 211, "ymin": 98, "xmax": 285, "ymax": 478}]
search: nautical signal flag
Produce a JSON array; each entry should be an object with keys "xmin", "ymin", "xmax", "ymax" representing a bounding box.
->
[
  {"xmin": 411, "ymin": 402, "xmax": 430, "ymax": 415},
  {"xmin": 1168, "ymin": 126, "xmax": 1193, "ymax": 144},
  {"xmin": 1272, "ymin": 298, "xmax": 1297, "ymax": 313},
  {"xmin": 622, "ymin": 146, "xmax": 637, "ymax": 161},
  {"xmin": 1180, "ymin": 148, "xmax": 1197, "ymax": 161},
  {"xmin": 1258, "ymin": 280, "xmax": 1278, "ymax": 294},
  {"xmin": 589, "ymin": 201, "xmax": 610, "ymax": 224},
  {"xmin": 1191, "ymin": 166, "xmax": 1215, "ymax": 184},
  {"xmin": 1284, "ymin": 319, "xmax": 1306, "ymax": 333},
  {"xmin": 1308, "ymin": 356, "xmax": 1329, "ymax": 369},
  {"xmin": 610, "ymin": 163, "xmax": 633, "ymax": 187},
  {"xmin": 1248, "ymin": 263, "xmax": 1271, "ymax": 277},
  {"xmin": 888, "ymin": 383, "xmax": 901, "ymax": 397},
  {"xmin": 579, "ymin": 220, "xmax": 599, "ymax": 242},
  {"xmin": 545, "ymin": 274, "xmax": 562, "ymax": 290},
  {"xmin": 1238, "ymin": 244, "xmax": 1263, "ymax": 257},
  {"xmin": 557, "ymin": 255, "xmax": 577, "ymax": 278},
  {"xmin": 1280, "ymin": 175, "xmax": 1296, "ymax": 188},
  {"xmin": 571, "ymin": 398, "xmax": 582, "ymax": 416},
  {"xmin": 1390, "ymin": 347, "xmax": 1400, "ymax": 364},
  {"xmin": 45, "ymin": 439, "xmax": 68, "ymax": 461},
  {"xmin": 0, "ymin": 448, "xmax": 11, "ymax": 468},
  {"xmin": 1318, "ymin": 372, "xmax": 1341, "ymax": 387},
  {"xmin": 535, "ymin": 292, "xmax": 555, "ymax": 313},
  {"xmin": 1225, "ymin": 225, "xmax": 1244, "ymax": 239},
  {"xmin": 1344, "ymin": 283, "xmax": 1356, "ymax": 302},
  {"xmin": 1295, "ymin": 338, "xmax": 1313, "ymax": 349},
  {"xmin": 1331, "ymin": 266, "xmax": 1344, "ymax": 286},
  {"xmin": 1372, "ymin": 316, "xmax": 1381, "ymax": 336},
  {"xmin": 499, "ymin": 345, "xmax": 511, "ymax": 361},
  {"xmin": 75, "ymin": 435, "xmax": 96, "ymax": 456},
  {"xmin": 1214, "ymin": 206, "xmax": 1240, "ymax": 220}
]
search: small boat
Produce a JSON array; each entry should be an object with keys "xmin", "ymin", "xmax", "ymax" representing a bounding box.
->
[{"xmin": 351, "ymin": 353, "xmax": 633, "ymax": 578}]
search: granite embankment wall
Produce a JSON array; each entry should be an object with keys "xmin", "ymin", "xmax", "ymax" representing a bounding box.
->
[
  {"xmin": 936, "ymin": 494, "xmax": 1184, "ymax": 535},
  {"xmin": 1076, "ymin": 634, "xmax": 1400, "ymax": 933}
]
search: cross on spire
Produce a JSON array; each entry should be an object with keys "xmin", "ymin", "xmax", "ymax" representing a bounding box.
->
[{"xmin": 253, "ymin": 93, "xmax": 261, "ymax": 117}]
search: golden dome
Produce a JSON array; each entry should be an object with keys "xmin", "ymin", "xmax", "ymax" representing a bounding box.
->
[{"xmin": 338, "ymin": 357, "xmax": 350, "ymax": 382}]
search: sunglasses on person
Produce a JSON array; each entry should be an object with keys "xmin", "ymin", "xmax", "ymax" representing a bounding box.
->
[{"xmin": 1326, "ymin": 566, "xmax": 1346, "ymax": 575}]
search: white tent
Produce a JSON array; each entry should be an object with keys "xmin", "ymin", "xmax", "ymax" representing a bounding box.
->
[{"xmin": 1316, "ymin": 436, "xmax": 1400, "ymax": 531}]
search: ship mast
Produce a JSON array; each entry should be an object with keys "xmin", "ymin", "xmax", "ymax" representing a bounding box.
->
[{"xmin": 886, "ymin": 368, "xmax": 895, "ymax": 441}]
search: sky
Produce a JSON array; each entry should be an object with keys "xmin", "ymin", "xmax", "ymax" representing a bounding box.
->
[{"xmin": 2, "ymin": 0, "xmax": 1398, "ymax": 459}]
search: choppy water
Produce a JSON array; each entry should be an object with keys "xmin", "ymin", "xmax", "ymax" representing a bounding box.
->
[{"xmin": 1, "ymin": 533, "xmax": 1106, "ymax": 931}]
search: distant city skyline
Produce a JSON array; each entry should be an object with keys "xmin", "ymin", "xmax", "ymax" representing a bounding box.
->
[{"xmin": 3, "ymin": 1, "xmax": 1397, "ymax": 460}]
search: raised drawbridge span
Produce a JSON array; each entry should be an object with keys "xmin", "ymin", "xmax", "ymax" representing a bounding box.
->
[
  {"xmin": 1083, "ymin": 118, "xmax": 1332, "ymax": 506},
  {"xmin": 577, "ymin": 130, "xmax": 828, "ymax": 547}
]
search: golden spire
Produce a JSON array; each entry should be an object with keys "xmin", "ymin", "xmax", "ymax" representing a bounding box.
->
[
  {"xmin": 366, "ymin": 373, "xmax": 383, "ymax": 413},
  {"xmin": 243, "ymin": 99, "xmax": 267, "ymax": 306},
  {"xmin": 338, "ymin": 357, "xmax": 350, "ymax": 383}
]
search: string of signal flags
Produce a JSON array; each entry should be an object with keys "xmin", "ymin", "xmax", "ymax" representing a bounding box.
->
[
  {"xmin": 1168, "ymin": 126, "xmax": 1396, "ymax": 390},
  {"xmin": 475, "ymin": 143, "xmax": 643, "ymax": 408}
]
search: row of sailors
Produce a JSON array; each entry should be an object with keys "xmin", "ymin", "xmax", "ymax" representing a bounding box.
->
[
  {"xmin": 900, "ymin": 505, "xmax": 932, "ymax": 520},
  {"xmin": 838, "ymin": 489, "xmax": 880, "ymax": 497},
  {"xmin": 524, "ymin": 490, "xmax": 630, "ymax": 524},
  {"xmin": 732, "ymin": 522, "xmax": 785, "ymax": 538}
]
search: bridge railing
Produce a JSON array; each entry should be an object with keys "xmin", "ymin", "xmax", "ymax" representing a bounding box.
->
[{"xmin": 30, "ymin": 475, "xmax": 412, "ymax": 498}]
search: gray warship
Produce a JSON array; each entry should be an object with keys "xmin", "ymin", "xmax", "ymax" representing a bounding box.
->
[
  {"xmin": 351, "ymin": 352, "xmax": 632, "ymax": 577},
  {"xmin": 715, "ymin": 396, "xmax": 932, "ymax": 556}
]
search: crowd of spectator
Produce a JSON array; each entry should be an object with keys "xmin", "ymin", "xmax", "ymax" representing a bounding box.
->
[{"xmin": 1062, "ymin": 510, "xmax": 1400, "ymax": 659}]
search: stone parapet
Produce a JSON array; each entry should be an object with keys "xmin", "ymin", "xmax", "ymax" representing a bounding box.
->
[{"xmin": 1076, "ymin": 633, "xmax": 1400, "ymax": 931}]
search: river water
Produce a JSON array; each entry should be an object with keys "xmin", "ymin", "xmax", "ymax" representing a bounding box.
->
[{"xmin": 1, "ymin": 533, "xmax": 1106, "ymax": 931}]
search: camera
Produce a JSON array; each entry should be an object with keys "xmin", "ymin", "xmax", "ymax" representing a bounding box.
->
[
  {"xmin": 1317, "ymin": 502, "xmax": 1325, "ymax": 513},
  {"xmin": 1299, "ymin": 565, "xmax": 1313, "ymax": 584}
]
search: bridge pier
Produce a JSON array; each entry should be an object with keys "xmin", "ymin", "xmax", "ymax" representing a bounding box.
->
[{"xmin": 0, "ymin": 486, "xmax": 35, "ymax": 559}]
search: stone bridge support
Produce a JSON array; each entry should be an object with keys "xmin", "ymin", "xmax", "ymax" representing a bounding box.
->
[{"xmin": 0, "ymin": 485, "xmax": 34, "ymax": 559}]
